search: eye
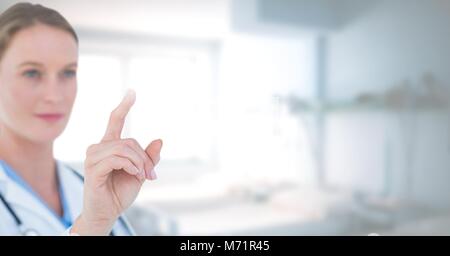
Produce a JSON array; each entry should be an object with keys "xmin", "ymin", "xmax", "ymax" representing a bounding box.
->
[
  {"xmin": 62, "ymin": 69, "xmax": 76, "ymax": 79},
  {"xmin": 23, "ymin": 69, "xmax": 41, "ymax": 79}
]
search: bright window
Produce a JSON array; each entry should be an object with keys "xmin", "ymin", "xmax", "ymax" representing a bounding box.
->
[
  {"xmin": 55, "ymin": 55, "xmax": 123, "ymax": 163},
  {"xmin": 55, "ymin": 44, "xmax": 216, "ymax": 167}
]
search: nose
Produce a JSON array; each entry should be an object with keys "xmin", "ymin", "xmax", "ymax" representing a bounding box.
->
[{"xmin": 42, "ymin": 77, "xmax": 64, "ymax": 104}]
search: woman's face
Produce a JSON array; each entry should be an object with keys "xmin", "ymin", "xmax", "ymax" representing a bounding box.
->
[{"xmin": 0, "ymin": 23, "xmax": 78, "ymax": 144}]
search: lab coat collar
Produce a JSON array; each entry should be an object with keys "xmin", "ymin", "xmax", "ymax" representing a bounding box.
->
[
  {"xmin": 56, "ymin": 161, "xmax": 84, "ymax": 223},
  {"xmin": 0, "ymin": 165, "xmax": 6, "ymax": 195},
  {"xmin": 0, "ymin": 160, "xmax": 82, "ymax": 232},
  {"xmin": 0, "ymin": 161, "xmax": 134, "ymax": 235}
]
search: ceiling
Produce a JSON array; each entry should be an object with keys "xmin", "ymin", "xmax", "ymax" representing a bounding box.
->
[
  {"xmin": 0, "ymin": 0, "xmax": 231, "ymax": 39},
  {"xmin": 0, "ymin": 0, "xmax": 382, "ymax": 39}
]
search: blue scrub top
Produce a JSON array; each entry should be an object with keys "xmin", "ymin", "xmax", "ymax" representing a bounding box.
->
[{"xmin": 0, "ymin": 160, "xmax": 72, "ymax": 228}]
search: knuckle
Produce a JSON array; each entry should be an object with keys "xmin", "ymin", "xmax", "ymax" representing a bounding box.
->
[
  {"xmin": 108, "ymin": 156, "xmax": 120, "ymax": 168},
  {"xmin": 86, "ymin": 144, "xmax": 97, "ymax": 156},
  {"xmin": 138, "ymin": 158, "xmax": 145, "ymax": 169},
  {"xmin": 124, "ymin": 138, "xmax": 139, "ymax": 147},
  {"xmin": 128, "ymin": 161, "xmax": 136, "ymax": 170},
  {"xmin": 114, "ymin": 144, "xmax": 129, "ymax": 155}
]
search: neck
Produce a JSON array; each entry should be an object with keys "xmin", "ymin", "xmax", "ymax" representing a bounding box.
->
[{"xmin": 0, "ymin": 124, "xmax": 57, "ymax": 191}]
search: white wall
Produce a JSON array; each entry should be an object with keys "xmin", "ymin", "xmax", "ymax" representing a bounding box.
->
[
  {"xmin": 216, "ymin": 33, "xmax": 317, "ymax": 183},
  {"xmin": 328, "ymin": 0, "xmax": 450, "ymax": 100},
  {"xmin": 231, "ymin": 0, "xmax": 450, "ymax": 208},
  {"xmin": 325, "ymin": 0, "xmax": 450, "ymax": 207}
]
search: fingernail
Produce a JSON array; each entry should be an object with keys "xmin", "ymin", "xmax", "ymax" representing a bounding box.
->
[
  {"xmin": 124, "ymin": 89, "xmax": 136, "ymax": 102},
  {"xmin": 150, "ymin": 169, "xmax": 157, "ymax": 180},
  {"xmin": 126, "ymin": 89, "xmax": 135, "ymax": 97},
  {"xmin": 134, "ymin": 168, "xmax": 143, "ymax": 179}
]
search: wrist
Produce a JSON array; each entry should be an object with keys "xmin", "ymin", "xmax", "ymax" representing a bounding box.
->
[{"xmin": 71, "ymin": 214, "xmax": 115, "ymax": 236}]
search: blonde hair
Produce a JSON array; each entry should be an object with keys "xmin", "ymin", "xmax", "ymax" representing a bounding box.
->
[{"xmin": 0, "ymin": 2, "xmax": 78, "ymax": 61}]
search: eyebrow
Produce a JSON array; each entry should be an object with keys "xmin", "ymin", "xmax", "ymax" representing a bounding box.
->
[{"xmin": 18, "ymin": 61, "xmax": 78, "ymax": 68}]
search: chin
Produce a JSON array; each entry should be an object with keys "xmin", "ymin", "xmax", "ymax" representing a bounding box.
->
[{"xmin": 24, "ymin": 122, "xmax": 68, "ymax": 144}]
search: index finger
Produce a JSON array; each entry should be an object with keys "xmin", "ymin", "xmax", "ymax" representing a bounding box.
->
[{"xmin": 102, "ymin": 89, "xmax": 136, "ymax": 141}]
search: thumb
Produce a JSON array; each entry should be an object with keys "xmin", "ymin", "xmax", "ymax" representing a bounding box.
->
[{"xmin": 145, "ymin": 139, "xmax": 163, "ymax": 166}]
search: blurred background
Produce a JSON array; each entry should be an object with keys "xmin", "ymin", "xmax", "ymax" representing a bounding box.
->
[{"xmin": 2, "ymin": 0, "xmax": 450, "ymax": 235}]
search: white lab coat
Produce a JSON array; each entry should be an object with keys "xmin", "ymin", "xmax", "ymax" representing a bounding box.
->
[{"xmin": 0, "ymin": 161, "xmax": 135, "ymax": 236}]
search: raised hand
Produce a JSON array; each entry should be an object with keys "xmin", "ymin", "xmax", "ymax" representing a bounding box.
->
[{"xmin": 71, "ymin": 90, "xmax": 162, "ymax": 235}]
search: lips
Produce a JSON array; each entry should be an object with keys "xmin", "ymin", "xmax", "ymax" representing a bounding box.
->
[{"xmin": 35, "ymin": 113, "xmax": 64, "ymax": 122}]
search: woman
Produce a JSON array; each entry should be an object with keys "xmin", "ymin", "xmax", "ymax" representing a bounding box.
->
[{"xmin": 0, "ymin": 3, "xmax": 162, "ymax": 235}]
